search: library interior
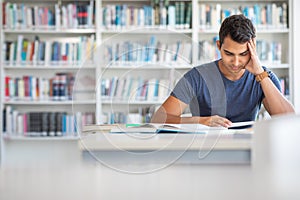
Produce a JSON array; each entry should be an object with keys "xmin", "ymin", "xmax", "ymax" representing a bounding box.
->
[{"xmin": 0, "ymin": 0, "xmax": 300, "ymax": 200}]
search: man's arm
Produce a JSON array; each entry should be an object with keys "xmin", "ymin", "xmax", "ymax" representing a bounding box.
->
[
  {"xmin": 261, "ymin": 77, "xmax": 295, "ymax": 115},
  {"xmin": 246, "ymin": 38, "xmax": 295, "ymax": 115},
  {"xmin": 151, "ymin": 96, "xmax": 232, "ymax": 127}
]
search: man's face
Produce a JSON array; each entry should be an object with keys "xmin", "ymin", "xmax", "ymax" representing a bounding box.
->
[{"xmin": 217, "ymin": 36, "xmax": 251, "ymax": 74}]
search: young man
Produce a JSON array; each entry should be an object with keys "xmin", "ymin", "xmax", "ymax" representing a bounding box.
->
[{"xmin": 151, "ymin": 14, "xmax": 295, "ymax": 127}]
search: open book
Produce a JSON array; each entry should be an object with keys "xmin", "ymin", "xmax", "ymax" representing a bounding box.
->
[
  {"xmin": 228, "ymin": 121, "xmax": 254, "ymax": 129},
  {"xmin": 82, "ymin": 124, "xmax": 122, "ymax": 133},
  {"xmin": 109, "ymin": 123, "xmax": 225, "ymax": 133},
  {"xmin": 82, "ymin": 121, "xmax": 254, "ymax": 134}
]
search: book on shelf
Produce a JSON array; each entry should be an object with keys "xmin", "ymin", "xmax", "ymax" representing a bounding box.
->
[
  {"xmin": 3, "ymin": 35, "xmax": 95, "ymax": 66},
  {"xmin": 4, "ymin": 72, "xmax": 75, "ymax": 101},
  {"xmin": 102, "ymin": 1, "xmax": 191, "ymax": 29},
  {"xmin": 198, "ymin": 2, "xmax": 288, "ymax": 30},
  {"xmin": 100, "ymin": 76, "xmax": 170, "ymax": 102},
  {"xmin": 3, "ymin": 106, "xmax": 95, "ymax": 137},
  {"xmin": 99, "ymin": 109, "xmax": 154, "ymax": 124},
  {"xmin": 2, "ymin": 2, "xmax": 95, "ymax": 29},
  {"xmin": 103, "ymin": 36, "xmax": 192, "ymax": 64}
]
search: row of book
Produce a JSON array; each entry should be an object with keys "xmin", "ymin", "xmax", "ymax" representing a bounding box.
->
[
  {"xmin": 102, "ymin": 36, "xmax": 283, "ymax": 64},
  {"xmin": 101, "ymin": 77, "xmax": 171, "ymax": 102},
  {"xmin": 3, "ymin": 35, "xmax": 95, "ymax": 66},
  {"xmin": 279, "ymin": 76, "xmax": 289, "ymax": 96},
  {"xmin": 2, "ymin": 1, "xmax": 95, "ymax": 29},
  {"xmin": 198, "ymin": 39, "xmax": 283, "ymax": 64},
  {"xmin": 256, "ymin": 40, "xmax": 282, "ymax": 63},
  {"xmin": 3, "ymin": 106, "xmax": 95, "ymax": 136},
  {"xmin": 5, "ymin": 73, "xmax": 75, "ymax": 101},
  {"xmin": 197, "ymin": 37, "xmax": 220, "ymax": 62},
  {"xmin": 198, "ymin": 3, "xmax": 288, "ymax": 29},
  {"xmin": 2, "ymin": 1, "xmax": 288, "ymax": 30},
  {"xmin": 101, "ymin": 106, "xmax": 156, "ymax": 124},
  {"xmin": 102, "ymin": 1, "xmax": 192, "ymax": 29},
  {"xmin": 103, "ymin": 36, "xmax": 192, "ymax": 64}
]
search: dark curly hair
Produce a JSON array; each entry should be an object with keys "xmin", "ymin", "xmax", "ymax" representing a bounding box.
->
[{"xmin": 219, "ymin": 14, "xmax": 256, "ymax": 48}]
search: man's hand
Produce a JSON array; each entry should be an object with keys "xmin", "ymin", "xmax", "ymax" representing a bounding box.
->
[
  {"xmin": 245, "ymin": 38, "xmax": 264, "ymax": 75},
  {"xmin": 199, "ymin": 115, "xmax": 232, "ymax": 128}
]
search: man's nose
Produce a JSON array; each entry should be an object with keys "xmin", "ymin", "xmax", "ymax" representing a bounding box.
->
[{"xmin": 233, "ymin": 56, "xmax": 239, "ymax": 66}]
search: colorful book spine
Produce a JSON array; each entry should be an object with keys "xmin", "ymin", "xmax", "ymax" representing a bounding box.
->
[
  {"xmin": 2, "ymin": 108, "xmax": 95, "ymax": 136},
  {"xmin": 198, "ymin": 2, "xmax": 288, "ymax": 29},
  {"xmin": 2, "ymin": 2, "xmax": 94, "ymax": 29}
]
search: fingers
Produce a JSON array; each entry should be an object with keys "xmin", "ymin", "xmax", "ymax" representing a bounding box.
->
[
  {"xmin": 209, "ymin": 115, "xmax": 232, "ymax": 128},
  {"xmin": 252, "ymin": 37, "xmax": 256, "ymax": 48},
  {"xmin": 247, "ymin": 39, "xmax": 263, "ymax": 74},
  {"xmin": 247, "ymin": 40, "xmax": 255, "ymax": 55}
]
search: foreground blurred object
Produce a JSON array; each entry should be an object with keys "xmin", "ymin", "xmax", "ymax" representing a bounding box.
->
[{"xmin": 253, "ymin": 114, "xmax": 300, "ymax": 200}]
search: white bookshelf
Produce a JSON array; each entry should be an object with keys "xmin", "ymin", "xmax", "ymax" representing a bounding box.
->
[
  {"xmin": 0, "ymin": 0, "xmax": 296, "ymax": 134},
  {"xmin": 3, "ymin": 100, "xmax": 96, "ymax": 105},
  {"xmin": 0, "ymin": 0, "xmax": 98, "ymax": 141},
  {"xmin": 2, "ymin": 134, "xmax": 79, "ymax": 141},
  {"xmin": 291, "ymin": 0, "xmax": 300, "ymax": 112},
  {"xmin": 3, "ymin": 28, "xmax": 96, "ymax": 34}
]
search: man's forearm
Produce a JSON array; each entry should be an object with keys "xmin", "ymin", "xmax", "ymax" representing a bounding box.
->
[
  {"xmin": 260, "ymin": 78, "xmax": 295, "ymax": 115},
  {"xmin": 151, "ymin": 111, "xmax": 232, "ymax": 127},
  {"xmin": 151, "ymin": 110, "xmax": 200, "ymax": 124}
]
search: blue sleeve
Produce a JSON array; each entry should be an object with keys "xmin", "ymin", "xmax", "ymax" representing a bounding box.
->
[{"xmin": 170, "ymin": 68, "xmax": 200, "ymax": 104}]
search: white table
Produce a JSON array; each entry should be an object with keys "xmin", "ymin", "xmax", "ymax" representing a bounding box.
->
[{"xmin": 79, "ymin": 131, "xmax": 252, "ymax": 172}]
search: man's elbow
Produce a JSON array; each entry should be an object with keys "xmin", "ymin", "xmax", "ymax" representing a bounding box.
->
[
  {"xmin": 270, "ymin": 106, "xmax": 296, "ymax": 116},
  {"xmin": 151, "ymin": 111, "xmax": 166, "ymax": 123}
]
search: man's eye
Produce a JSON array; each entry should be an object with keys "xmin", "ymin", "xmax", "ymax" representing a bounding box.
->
[{"xmin": 241, "ymin": 51, "xmax": 249, "ymax": 56}]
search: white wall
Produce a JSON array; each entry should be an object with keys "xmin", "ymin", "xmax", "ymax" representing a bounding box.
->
[{"xmin": 292, "ymin": 0, "xmax": 300, "ymax": 112}]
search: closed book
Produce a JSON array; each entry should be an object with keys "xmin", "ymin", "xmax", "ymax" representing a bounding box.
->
[
  {"xmin": 5, "ymin": 76, "xmax": 10, "ymax": 98},
  {"xmin": 28, "ymin": 112, "xmax": 42, "ymax": 136},
  {"xmin": 168, "ymin": 5, "xmax": 175, "ymax": 27},
  {"xmin": 56, "ymin": 112, "xmax": 63, "ymax": 136},
  {"xmin": 48, "ymin": 112, "xmax": 56, "ymax": 136},
  {"xmin": 41, "ymin": 112, "xmax": 49, "ymax": 136}
]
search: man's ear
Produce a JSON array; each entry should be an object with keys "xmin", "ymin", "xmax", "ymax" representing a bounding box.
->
[{"xmin": 216, "ymin": 40, "xmax": 221, "ymax": 50}]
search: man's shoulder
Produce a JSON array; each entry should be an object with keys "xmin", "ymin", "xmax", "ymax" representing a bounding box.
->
[
  {"xmin": 193, "ymin": 60, "xmax": 220, "ymax": 77},
  {"xmin": 194, "ymin": 60, "xmax": 218, "ymax": 70}
]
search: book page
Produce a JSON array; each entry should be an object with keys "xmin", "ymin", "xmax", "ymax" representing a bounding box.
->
[{"xmin": 229, "ymin": 121, "xmax": 254, "ymax": 128}]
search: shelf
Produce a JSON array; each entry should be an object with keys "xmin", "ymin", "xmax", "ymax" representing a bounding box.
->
[
  {"xmin": 4, "ymin": 100, "xmax": 96, "ymax": 105},
  {"xmin": 197, "ymin": 0, "xmax": 288, "ymax": 3},
  {"xmin": 2, "ymin": 134, "xmax": 79, "ymax": 141},
  {"xmin": 198, "ymin": 28, "xmax": 289, "ymax": 34},
  {"xmin": 101, "ymin": 27, "xmax": 193, "ymax": 34},
  {"xmin": 101, "ymin": 100, "xmax": 164, "ymax": 105},
  {"xmin": 256, "ymin": 29, "xmax": 289, "ymax": 34},
  {"xmin": 2, "ymin": 0, "xmax": 93, "ymax": 2},
  {"xmin": 261, "ymin": 63, "xmax": 289, "ymax": 69},
  {"xmin": 102, "ymin": 62, "xmax": 193, "ymax": 69},
  {"xmin": 3, "ymin": 65, "xmax": 96, "ymax": 70},
  {"xmin": 3, "ymin": 28, "xmax": 96, "ymax": 34}
]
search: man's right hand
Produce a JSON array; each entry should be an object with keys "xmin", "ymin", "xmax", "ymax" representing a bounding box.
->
[{"xmin": 199, "ymin": 115, "xmax": 232, "ymax": 128}]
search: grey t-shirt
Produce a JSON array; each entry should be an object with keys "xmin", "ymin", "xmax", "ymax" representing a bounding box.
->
[{"xmin": 171, "ymin": 60, "xmax": 281, "ymax": 122}]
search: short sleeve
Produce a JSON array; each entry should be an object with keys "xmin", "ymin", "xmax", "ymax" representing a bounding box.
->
[{"xmin": 170, "ymin": 68, "xmax": 200, "ymax": 104}]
